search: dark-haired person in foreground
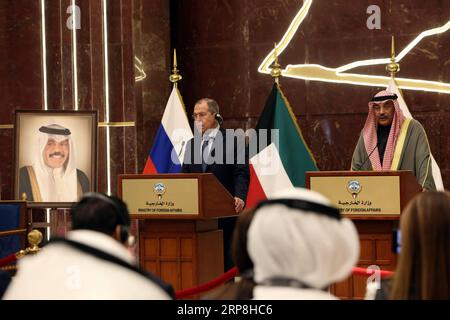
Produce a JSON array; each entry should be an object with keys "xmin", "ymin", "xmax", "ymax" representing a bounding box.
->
[
  {"xmin": 4, "ymin": 193, "xmax": 173, "ymax": 299},
  {"xmin": 351, "ymin": 90, "xmax": 435, "ymax": 191},
  {"xmin": 204, "ymin": 208, "xmax": 256, "ymax": 300}
]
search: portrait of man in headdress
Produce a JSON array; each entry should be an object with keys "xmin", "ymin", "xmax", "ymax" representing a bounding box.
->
[{"xmin": 14, "ymin": 111, "xmax": 96, "ymax": 202}]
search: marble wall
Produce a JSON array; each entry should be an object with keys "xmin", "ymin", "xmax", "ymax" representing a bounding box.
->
[
  {"xmin": 172, "ymin": 0, "xmax": 450, "ymax": 188},
  {"xmin": 0, "ymin": 1, "xmax": 43, "ymax": 198}
]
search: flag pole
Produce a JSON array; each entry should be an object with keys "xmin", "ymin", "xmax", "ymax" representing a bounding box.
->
[
  {"xmin": 386, "ymin": 36, "xmax": 400, "ymax": 79},
  {"xmin": 169, "ymin": 48, "xmax": 182, "ymax": 88},
  {"xmin": 270, "ymin": 43, "xmax": 282, "ymax": 85}
]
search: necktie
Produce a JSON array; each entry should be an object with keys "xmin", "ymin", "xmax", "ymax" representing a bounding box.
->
[{"xmin": 201, "ymin": 138, "xmax": 211, "ymax": 172}]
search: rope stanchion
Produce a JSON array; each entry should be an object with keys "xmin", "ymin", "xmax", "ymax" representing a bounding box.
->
[
  {"xmin": 0, "ymin": 254, "xmax": 17, "ymax": 268},
  {"xmin": 175, "ymin": 267, "xmax": 238, "ymax": 299},
  {"xmin": 352, "ymin": 267, "xmax": 394, "ymax": 278},
  {"xmin": 0, "ymin": 230, "xmax": 43, "ymax": 270},
  {"xmin": 173, "ymin": 266, "xmax": 394, "ymax": 299}
]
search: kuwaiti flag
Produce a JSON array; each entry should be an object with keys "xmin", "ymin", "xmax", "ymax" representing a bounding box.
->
[
  {"xmin": 143, "ymin": 87, "xmax": 193, "ymax": 174},
  {"xmin": 388, "ymin": 79, "xmax": 444, "ymax": 190},
  {"xmin": 246, "ymin": 83, "xmax": 318, "ymax": 208}
]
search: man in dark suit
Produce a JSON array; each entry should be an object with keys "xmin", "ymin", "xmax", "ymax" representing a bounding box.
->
[{"xmin": 182, "ymin": 98, "xmax": 249, "ymax": 271}]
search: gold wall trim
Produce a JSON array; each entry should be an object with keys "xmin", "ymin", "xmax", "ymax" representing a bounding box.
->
[{"xmin": 98, "ymin": 121, "xmax": 135, "ymax": 127}]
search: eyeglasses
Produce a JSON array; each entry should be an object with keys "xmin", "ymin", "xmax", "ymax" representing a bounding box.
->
[{"xmin": 191, "ymin": 112, "xmax": 212, "ymax": 120}]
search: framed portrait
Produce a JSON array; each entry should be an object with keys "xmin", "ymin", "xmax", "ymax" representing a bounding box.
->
[{"xmin": 13, "ymin": 110, "xmax": 97, "ymax": 202}]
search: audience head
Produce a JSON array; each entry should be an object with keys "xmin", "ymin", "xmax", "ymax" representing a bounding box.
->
[
  {"xmin": 71, "ymin": 192, "xmax": 131, "ymax": 245},
  {"xmin": 206, "ymin": 208, "xmax": 256, "ymax": 300},
  {"xmin": 247, "ymin": 187, "xmax": 360, "ymax": 290},
  {"xmin": 391, "ymin": 191, "xmax": 450, "ymax": 299},
  {"xmin": 232, "ymin": 208, "xmax": 255, "ymax": 275}
]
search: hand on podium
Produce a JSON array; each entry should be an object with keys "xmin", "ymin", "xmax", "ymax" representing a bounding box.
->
[{"xmin": 234, "ymin": 197, "xmax": 245, "ymax": 213}]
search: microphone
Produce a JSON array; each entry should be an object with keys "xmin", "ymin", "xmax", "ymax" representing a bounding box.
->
[
  {"xmin": 177, "ymin": 140, "xmax": 186, "ymax": 158},
  {"xmin": 357, "ymin": 142, "xmax": 380, "ymax": 170}
]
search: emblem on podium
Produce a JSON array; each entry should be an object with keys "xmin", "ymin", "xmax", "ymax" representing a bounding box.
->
[
  {"xmin": 154, "ymin": 182, "xmax": 166, "ymax": 200},
  {"xmin": 347, "ymin": 180, "xmax": 362, "ymax": 199}
]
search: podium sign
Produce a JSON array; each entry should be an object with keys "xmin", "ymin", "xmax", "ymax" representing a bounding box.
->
[
  {"xmin": 121, "ymin": 178, "xmax": 199, "ymax": 215},
  {"xmin": 310, "ymin": 175, "xmax": 401, "ymax": 215}
]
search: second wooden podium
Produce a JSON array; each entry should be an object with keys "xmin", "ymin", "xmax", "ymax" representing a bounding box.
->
[
  {"xmin": 306, "ymin": 170, "xmax": 422, "ymax": 299},
  {"xmin": 118, "ymin": 173, "xmax": 236, "ymax": 294}
]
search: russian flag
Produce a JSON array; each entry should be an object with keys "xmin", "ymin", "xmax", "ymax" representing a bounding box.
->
[{"xmin": 143, "ymin": 87, "xmax": 193, "ymax": 174}]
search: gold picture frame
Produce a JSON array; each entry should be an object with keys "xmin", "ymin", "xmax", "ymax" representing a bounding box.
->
[{"xmin": 13, "ymin": 110, "xmax": 97, "ymax": 203}]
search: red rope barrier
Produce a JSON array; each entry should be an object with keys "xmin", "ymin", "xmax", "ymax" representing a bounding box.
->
[
  {"xmin": 352, "ymin": 267, "xmax": 394, "ymax": 278},
  {"xmin": 174, "ymin": 266, "xmax": 394, "ymax": 299},
  {"xmin": 0, "ymin": 254, "xmax": 17, "ymax": 268},
  {"xmin": 175, "ymin": 267, "xmax": 238, "ymax": 299}
]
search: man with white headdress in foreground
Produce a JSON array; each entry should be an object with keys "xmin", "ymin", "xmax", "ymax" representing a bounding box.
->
[
  {"xmin": 247, "ymin": 188, "xmax": 360, "ymax": 300},
  {"xmin": 19, "ymin": 124, "xmax": 89, "ymax": 202},
  {"xmin": 351, "ymin": 90, "xmax": 436, "ymax": 191}
]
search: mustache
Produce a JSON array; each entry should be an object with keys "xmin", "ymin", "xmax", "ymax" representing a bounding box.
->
[{"xmin": 49, "ymin": 152, "xmax": 66, "ymax": 158}]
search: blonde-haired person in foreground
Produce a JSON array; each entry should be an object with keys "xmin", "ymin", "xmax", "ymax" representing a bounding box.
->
[
  {"xmin": 247, "ymin": 188, "xmax": 360, "ymax": 300},
  {"xmin": 391, "ymin": 191, "xmax": 450, "ymax": 299}
]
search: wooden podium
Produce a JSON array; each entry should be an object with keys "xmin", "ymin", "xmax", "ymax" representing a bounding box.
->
[
  {"xmin": 118, "ymin": 173, "xmax": 235, "ymax": 294},
  {"xmin": 306, "ymin": 170, "xmax": 422, "ymax": 299}
]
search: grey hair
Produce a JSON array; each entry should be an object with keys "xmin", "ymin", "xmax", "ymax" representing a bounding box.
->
[{"xmin": 195, "ymin": 98, "xmax": 220, "ymax": 114}]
